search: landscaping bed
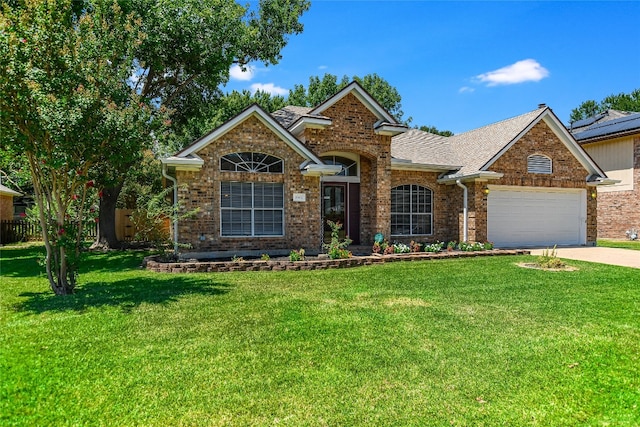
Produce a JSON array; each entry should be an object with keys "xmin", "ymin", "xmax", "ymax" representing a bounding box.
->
[{"xmin": 144, "ymin": 248, "xmax": 531, "ymax": 273}]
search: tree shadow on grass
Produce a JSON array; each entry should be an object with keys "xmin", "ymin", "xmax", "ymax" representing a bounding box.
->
[
  {"xmin": 1, "ymin": 244, "xmax": 151, "ymax": 278},
  {"xmin": 14, "ymin": 275, "xmax": 232, "ymax": 314}
]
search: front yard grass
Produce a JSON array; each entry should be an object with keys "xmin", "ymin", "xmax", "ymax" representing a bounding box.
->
[
  {"xmin": 598, "ymin": 238, "xmax": 640, "ymax": 250},
  {"xmin": 1, "ymin": 244, "xmax": 639, "ymax": 426}
]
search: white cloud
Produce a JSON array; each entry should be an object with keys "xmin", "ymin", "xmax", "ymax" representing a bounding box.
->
[
  {"xmin": 250, "ymin": 83, "xmax": 289, "ymax": 96},
  {"xmin": 318, "ymin": 65, "xmax": 328, "ymax": 70},
  {"xmin": 458, "ymin": 86, "xmax": 475, "ymax": 94},
  {"xmin": 475, "ymin": 59, "xmax": 549, "ymax": 86},
  {"xmin": 230, "ymin": 64, "xmax": 255, "ymax": 81}
]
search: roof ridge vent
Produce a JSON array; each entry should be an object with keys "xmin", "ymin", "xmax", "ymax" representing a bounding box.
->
[{"xmin": 538, "ymin": 103, "xmax": 547, "ymax": 109}]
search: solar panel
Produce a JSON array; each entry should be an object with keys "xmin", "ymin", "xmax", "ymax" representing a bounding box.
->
[{"xmin": 573, "ymin": 112, "xmax": 640, "ymax": 141}]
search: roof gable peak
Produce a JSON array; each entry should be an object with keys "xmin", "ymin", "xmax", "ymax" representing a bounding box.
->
[{"xmin": 310, "ymin": 81, "xmax": 398, "ymax": 124}]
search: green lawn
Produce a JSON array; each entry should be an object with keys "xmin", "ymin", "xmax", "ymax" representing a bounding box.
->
[
  {"xmin": 1, "ymin": 245, "xmax": 639, "ymax": 426},
  {"xmin": 598, "ymin": 239, "xmax": 640, "ymax": 250}
]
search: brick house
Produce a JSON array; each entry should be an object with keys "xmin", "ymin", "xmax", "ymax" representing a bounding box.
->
[
  {"xmin": 570, "ymin": 110, "xmax": 640, "ymax": 239},
  {"xmin": 0, "ymin": 183, "xmax": 21, "ymax": 221},
  {"xmin": 162, "ymin": 82, "xmax": 611, "ymax": 257}
]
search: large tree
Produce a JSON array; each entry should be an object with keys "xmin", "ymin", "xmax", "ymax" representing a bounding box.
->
[
  {"xmin": 570, "ymin": 88, "xmax": 640, "ymax": 123},
  {"xmin": 92, "ymin": 0, "xmax": 310, "ymax": 248},
  {"xmin": 1, "ymin": 0, "xmax": 152, "ymax": 294}
]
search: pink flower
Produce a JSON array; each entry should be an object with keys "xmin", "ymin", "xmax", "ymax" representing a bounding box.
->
[
  {"xmin": 94, "ymin": 217, "xmax": 99, "ymax": 223},
  {"xmin": 85, "ymin": 180, "xmax": 94, "ymax": 188},
  {"xmin": 19, "ymin": 212, "xmax": 26, "ymax": 218},
  {"xmin": 58, "ymin": 228, "xmax": 65, "ymax": 235},
  {"xmin": 20, "ymin": 38, "xmax": 26, "ymax": 43}
]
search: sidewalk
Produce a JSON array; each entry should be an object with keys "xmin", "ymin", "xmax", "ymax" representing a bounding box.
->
[{"xmin": 529, "ymin": 247, "xmax": 640, "ymax": 269}]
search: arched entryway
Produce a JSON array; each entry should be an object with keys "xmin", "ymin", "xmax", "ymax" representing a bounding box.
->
[{"xmin": 321, "ymin": 153, "xmax": 361, "ymax": 244}]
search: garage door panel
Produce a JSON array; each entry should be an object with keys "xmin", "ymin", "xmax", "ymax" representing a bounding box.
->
[{"xmin": 487, "ymin": 187, "xmax": 586, "ymax": 247}]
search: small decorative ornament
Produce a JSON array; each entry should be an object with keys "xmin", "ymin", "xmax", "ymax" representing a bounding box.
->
[{"xmin": 374, "ymin": 233, "xmax": 384, "ymax": 243}]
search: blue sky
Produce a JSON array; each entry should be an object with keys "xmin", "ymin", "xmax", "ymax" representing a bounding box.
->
[{"xmin": 224, "ymin": 1, "xmax": 640, "ymax": 134}]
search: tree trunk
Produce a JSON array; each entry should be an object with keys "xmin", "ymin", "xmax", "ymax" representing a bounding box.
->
[{"xmin": 92, "ymin": 184, "xmax": 123, "ymax": 249}]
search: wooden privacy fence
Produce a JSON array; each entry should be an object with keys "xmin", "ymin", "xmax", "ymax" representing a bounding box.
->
[{"xmin": 0, "ymin": 220, "xmax": 97, "ymax": 245}]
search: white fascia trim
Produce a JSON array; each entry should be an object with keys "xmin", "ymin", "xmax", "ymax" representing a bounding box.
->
[
  {"xmin": 541, "ymin": 115, "xmax": 607, "ymax": 176},
  {"xmin": 301, "ymin": 164, "xmax": 343, "ymax": 177},
  {"xmin": 391, "ymin": 158, "xmax": 460, "ymax": 172},
  {"xmin": 375, "ymin": 123, "xmax": 408, "ymax": 136},
  {"xmin": 587, "ymin": 177, "xmax": 620, "ymax": 187},
  {"xmin": 437, "ymin": 171, "xmax": 504, "ymax": 184},
  {"xmin": 310, "ymin": 82, "xmax": 396, "ymax": 124},
  {"xmin": 288, "ymin": 116, "xmax": 332, "ymax": 136},
  {"xmin": 161, "ymin": 154, "xmax": 205, "ymax": 171},
  {"xmin": 177, "ymin": 105, "xmax": 323, "ymax": 165},
  {"xmin": 0, "ymin": 185, "xmax": 21, "ymax": 197}
]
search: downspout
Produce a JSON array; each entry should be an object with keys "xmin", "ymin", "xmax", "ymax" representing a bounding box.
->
[
  {"xmin": 456, "ymin": 179, "xmax": 468, "ymax": 242},
  {"xmin": 162, "ymin": 163, "xmax": 179, "ymax": 254}
]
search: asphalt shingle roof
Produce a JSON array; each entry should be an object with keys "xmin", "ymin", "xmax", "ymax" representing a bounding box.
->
[
  {"xmin": 390, "ymin": 108, "xmax": 546, "ymax": 176},
  {"xmin": 391, "ymin": 129, "xmax": 458, "ymax": 168},
  {"xmin": 445, "ymin": 108, "xmax": 546, "ymax": 176},
  {"xmin": 271, "ymin": 106, "xmax": 330, "ymax": 129}
]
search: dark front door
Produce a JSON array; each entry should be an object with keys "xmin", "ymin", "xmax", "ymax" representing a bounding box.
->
[{"xmin": 322, "ymin": 183, "xmax": 360, "ymax": 244}]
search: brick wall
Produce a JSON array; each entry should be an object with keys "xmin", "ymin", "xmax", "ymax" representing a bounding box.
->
[
  {"xmin": 0, "ymin": 195, "xmax": 14, "ymax": 221},
  {"xmin": 303, "ymin": 93, "xmax": 392, "ymax": 244},
  {"xmin": 175, "ymin": 115, "xmax": 322, "ymax": 253},
  {"xmin": 596, "ymin": 136, "xmax": 640, "ymax": 238},
  {"xmin": 485, "ymin": 120, "xmax": 597, "ymax": 244}
]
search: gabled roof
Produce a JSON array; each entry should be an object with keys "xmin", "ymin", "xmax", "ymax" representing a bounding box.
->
[
  {"xmin": 571, "ymin": 111, "xmax": 640, "ymax": 143},
  {"xmin": 271, "ymin": 81, "xmax": 407, "ymax": 137},
  {"xmin": 0, "ymin": 183, "xmax": 21, "ymax": 197},
  {"xmin": 311, "ymin": 81, "xmax": 400, "ymax": 125},
  {"xmin": 390, "ymin": 107, "xmax": 607, "ymax": 182},
  {"xmin": 164, "ymin": 104, "xmax": 325, "ymax": 169}
]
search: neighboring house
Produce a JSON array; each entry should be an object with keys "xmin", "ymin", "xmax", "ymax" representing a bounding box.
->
[
  {"xmin": 162, "ymin": 82, "xmax": 610, "ymax": 256},
  {"xmin": 570, "ymin": 110, "xmax": 640, "ymax": 239},
  {"xmin": 0, "ymin": 183, "xmax": 21, "ymax": 221}
]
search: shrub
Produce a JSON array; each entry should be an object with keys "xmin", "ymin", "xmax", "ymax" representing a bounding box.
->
[
  {"xmin": 410, "ymin": 241, "xmax": 422, "ymax": 252},
  {"xmin": 323, "ymin": 220, "xmax": 352, "ymax": 259},
  {"xmin": 289, "ymin": 249, "xmax": 305, "ymax": 262},
  {"xmin": 260, "ymin": 253, "xmax": 270, "ymax": 261},
  {"xmin": 536, "ymin": 245, "xmax": 566, "ymax": 269}
]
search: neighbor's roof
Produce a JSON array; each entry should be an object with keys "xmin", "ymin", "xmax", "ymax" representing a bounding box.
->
[
  {"xmin": 0, "ymin": 183, "xmax": 21, "ymax": 197},
  {"xmin": 572, "ymin": 111, "xmax": 640, "ymax": 143},
  {"xmin": 569, "ymin": 109, "xmax": 633, "ymax": 133}
]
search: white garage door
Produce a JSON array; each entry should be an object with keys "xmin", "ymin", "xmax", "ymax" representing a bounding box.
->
[{"xmin": 487, "ymin": 186, "xmax": 586, "ymax": 248}]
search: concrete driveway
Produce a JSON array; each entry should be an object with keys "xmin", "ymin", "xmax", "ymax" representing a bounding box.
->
[{"xmin": 529, "ymin": 247, "xmax": 640, "ymax": 269}]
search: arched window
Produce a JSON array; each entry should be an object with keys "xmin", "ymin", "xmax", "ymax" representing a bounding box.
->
[
  {"xmin": 527, "ymin": 154, "xmax": 552, "ymax": 174},
  {"xmin": 391, "ymin": 185, "xmax": 433, "ymax": 235},
  {"xmin": 220, "ymin": 152, "xmax": 283, "ymax": 173},
  {"xmin": 321, "ymin": 155, "xmax": 358, "ymax": 177}
]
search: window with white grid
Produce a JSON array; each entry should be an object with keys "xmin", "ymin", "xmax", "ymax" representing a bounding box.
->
[
  {"xmin": 391, "ymin": 185, "xmax": 433, "ymax": 236},
  {"xmin": 220, "ymin": 182, "xmax": 284, "ymax": 237}
]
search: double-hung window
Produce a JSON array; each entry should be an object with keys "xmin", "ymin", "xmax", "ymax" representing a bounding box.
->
[
  {"xmin": 220, "ymin": 152, "xmax": 284, "ymax": 237},
  {"xmin": 391, "ymin": 184, "xmax": 433, "ymax": 235}
]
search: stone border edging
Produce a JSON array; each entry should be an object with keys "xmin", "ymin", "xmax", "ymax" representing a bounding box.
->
[{"xmin": 144, "ymin": 249, "xmax": 531, "ymax": 273}]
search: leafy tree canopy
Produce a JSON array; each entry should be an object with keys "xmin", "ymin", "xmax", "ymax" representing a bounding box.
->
[
  {"xmin": 570, "ymin": 88, "xmax": 640, "ymax": 123},
  {"xmin": 417, "ymin": 125, "xmax": 454, "ymax": 137}
]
